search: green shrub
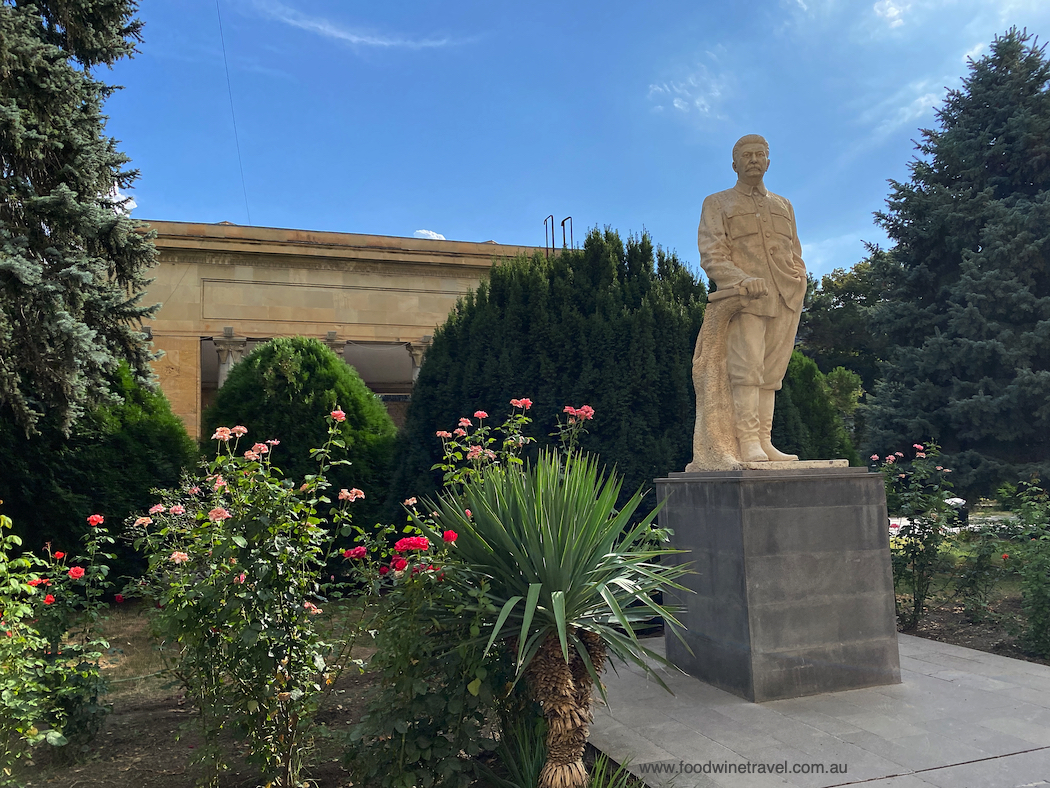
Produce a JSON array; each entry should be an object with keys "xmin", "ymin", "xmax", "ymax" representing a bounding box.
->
[
  {"xmin": 1009, "ymin": 480, "xmax": 1050, "ymax": 658},
  {"xmin": 0, "ymin": 364, "xmax": 196, "ymax": 573},
  {"xmin": 773, "ymin": 352, "xmax": 859, "ymax": 463},
  {"xmin": 202, "ymin": 338, "xmax": 396, "ymax": 524}
]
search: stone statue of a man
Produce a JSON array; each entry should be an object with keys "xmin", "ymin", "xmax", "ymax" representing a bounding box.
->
[{"xmin": 692, "ymin": 134, "xmax": 806, "ymax": 466}]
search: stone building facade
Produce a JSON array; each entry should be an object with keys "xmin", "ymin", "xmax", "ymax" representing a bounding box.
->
[{"xmin": 146, "ymin": 220, "xmax": 542, "ymax": 438}]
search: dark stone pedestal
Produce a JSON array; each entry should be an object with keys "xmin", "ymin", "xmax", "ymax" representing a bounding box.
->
[{"xmin": 657, "ymin": 466, "xmax": 900, "ymax": 702}]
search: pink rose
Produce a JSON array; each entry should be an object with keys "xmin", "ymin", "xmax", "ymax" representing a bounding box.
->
[
  {"xmin": 208, "ymin": 507, "xmax": 232, "ymax": 522},
  {"xmin": 148, "ymin": 504, "xmax": 165, "ymax": 515},
  {"xmin": 170, "ymin": 504, "xmax": 185, "ymax": 515},
  {"xmin": 251, "ymin": 443, "xmax": 269, "ymax": 454},
  {"xmin": 458, "ymin": 417, "xmax": 472, "ymax": 427},
  {"xmin": 331, "ymin": 409, "xmax": 346, "ymax": 422},
  {"xmin": 436, "ymin": 430, "xmax": 452, "ymax": 438},
  {"xmin": 403, "ymin": 497, "xmax": 417, "ymax": 506},
  {"xmin": 231, "ymin": 426, "xmax": 248, "ymax": 436},
  {"xmin": 474, "ymin": 410, "xmax": 488, "ymax": 419},
  {"xmin": 169, "ymin": 551, "xmax": 190, "ymax": 564},
  {"xmin": 453, "ymin": 428, "xmax": 467, "ymax": 437},
  {"xmin": 134, "ymin": 517, "xmax": 153, "ymax": 527},
  {"xmin": 212, "ymin": 427, "xmax": 232, "ymax": 441}
]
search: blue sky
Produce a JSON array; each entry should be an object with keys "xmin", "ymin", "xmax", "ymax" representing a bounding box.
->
[{"xmin": 105, "ymin": 0, "xmax": 1050, "ymax": 280}]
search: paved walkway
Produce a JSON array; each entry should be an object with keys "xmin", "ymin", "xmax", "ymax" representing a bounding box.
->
[{"xmin": 590, "ymin": 635, "xmax": 1050, "ymax": 787}]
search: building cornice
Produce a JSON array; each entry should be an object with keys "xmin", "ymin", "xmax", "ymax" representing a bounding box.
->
[{"xmin": 144, "ymin": 220, "xmax": 545, "ymax": 274}]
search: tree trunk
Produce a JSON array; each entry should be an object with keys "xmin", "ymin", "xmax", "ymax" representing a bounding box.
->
[{"xmin": 526, "ymin": 630, "xmax": 606, "ymax": 788}]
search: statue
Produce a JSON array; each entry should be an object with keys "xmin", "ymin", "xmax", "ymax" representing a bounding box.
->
[{"xmin": 686, "ymin": 134, "xmax": 807, "ymax": 471}]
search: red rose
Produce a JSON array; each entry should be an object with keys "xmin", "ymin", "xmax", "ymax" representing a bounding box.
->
[
  {"xmin": 115, "ymin": 594, "xmax": 124, "ymax": 603},
  {"xmin": 68, "ymin": 567, "xmax": 85, "ymax": 580},
  {"xmin": 86, "ymin": 514, "xmax": 104, "ymax": 527},
  {"xmin": 394, "ymin": 536, "xmax": 430, "ymax": 553},
  {"xmin": 53, "ymin": 551, "xmax": 65, "ymax": 560},
  {"xmin": 44, "ymin": 594, "xmax": 55, "ymax": 605},
  {"xmin": 379, "ymin": 566, "xmax": 390, "ymax": 576},
  {"xmin": 391, "ymin": 557, "xmax": 408, "ymax": 572},
  {"xmin": 343, "ymin": 546, "xmax": 367, "ymax": 560},
  {"xmin": 442, "ymin": 530, "xmax": 458, "ymax": 543}
]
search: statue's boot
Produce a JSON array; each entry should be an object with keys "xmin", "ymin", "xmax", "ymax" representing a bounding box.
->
[
  {"xmin": 733, "ymin": 385, "xmax": 767, "ymax": 463},
  {"xmin": 759, "ymin": 388, "xmax": 798, "ymax": 462}
]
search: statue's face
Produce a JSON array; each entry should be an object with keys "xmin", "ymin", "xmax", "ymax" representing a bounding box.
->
[{"xmin": 732, "ymin": 143, "xmax": 770, "ymax": 181}]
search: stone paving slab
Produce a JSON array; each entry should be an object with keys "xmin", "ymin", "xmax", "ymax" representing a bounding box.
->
[{"xmin": 590, "ymin": 635, "xmax": 1050, "ymax": 787}]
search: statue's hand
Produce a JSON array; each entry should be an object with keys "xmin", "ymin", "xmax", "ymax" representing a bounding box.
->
[{"xmin": 740, "ymin": 277, "xmax": 768, "ymax": 298}]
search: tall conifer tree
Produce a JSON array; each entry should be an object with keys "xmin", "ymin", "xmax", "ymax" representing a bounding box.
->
[
  {"xmin": 392, "ymin": 229, "xmax": 708, "ymax": 505},
  {"xmin": 866, "ymin": 29, "xmax": 1050, "ymax": 495},
  {"xmin": 0, "ymin": 0, "xmax": 156, "ymax": 435}
]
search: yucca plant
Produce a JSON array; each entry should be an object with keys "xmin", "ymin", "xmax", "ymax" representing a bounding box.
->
[{"xmin": 427, "ymin": 449, "xmax": 689, "ymax": 788}]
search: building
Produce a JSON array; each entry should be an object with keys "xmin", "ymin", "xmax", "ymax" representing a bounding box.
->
[{"xmin": 146, "ymin": 220, "xmax": 544, "ymax": 437}]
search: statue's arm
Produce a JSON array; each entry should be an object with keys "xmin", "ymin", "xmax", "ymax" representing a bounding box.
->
[
  {"xmin": 697, "ymin": 194, "xmax": 749, "ymax": 289},
  {"xmin": 788, "ymin": 200, "xmax": 806, "ymax": 277}
]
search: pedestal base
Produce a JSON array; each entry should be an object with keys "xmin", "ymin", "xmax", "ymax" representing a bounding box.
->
[{"xmin": 657, "ymin": 466, "xmax": 900, "ymax": 702}]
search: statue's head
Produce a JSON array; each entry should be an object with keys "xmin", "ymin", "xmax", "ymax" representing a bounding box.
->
[{"xmin": 732, "ymin": 134, "xmax": 770, "ymax": 184}]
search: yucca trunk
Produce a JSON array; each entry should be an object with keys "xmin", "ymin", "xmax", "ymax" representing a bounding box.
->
[{"xmin": 526, "ymin": 630, "xmax": 607, "ymax": 788}]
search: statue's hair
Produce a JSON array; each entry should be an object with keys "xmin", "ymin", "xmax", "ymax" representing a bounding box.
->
[{"xmin": 732, "ymin": 134, "xmax": 769, "ymax": 157}]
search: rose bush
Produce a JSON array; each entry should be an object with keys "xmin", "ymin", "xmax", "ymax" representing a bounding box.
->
[
  {"xmin": 132, "ymin": 412, "xmax": 383, "ymax": 788},
  {"xmin": 0, "ymin": 510, "xmax": 113, "ymax": 781}
]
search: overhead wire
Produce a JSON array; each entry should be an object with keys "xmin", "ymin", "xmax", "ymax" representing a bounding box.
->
[{"xmin": 216, "ymin": 1, "xmax": 253, "ymax": 225}]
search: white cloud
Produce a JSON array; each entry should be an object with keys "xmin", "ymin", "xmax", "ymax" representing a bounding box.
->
[
  {"xmin": 873, "ymin": 88, "xmax": 939, "ymax": 139},
  {"xmin": 109, "ymin": 184, "xmax": 137, "ymax": 215},
  {"xmin": 251, "ymin": 0, "xmax": 456, "ymax": 49},
  {"xmin": 414, "ymin": 229, "xmax": 445, "ymax": 240},
  {"xmin": 802, "ymin": 231, "xmax": 872, "ymax": 276},
  {"xmin": 647, "ymin": 63, "xmax": 731, "ymax": 119},
  {"xmin": 873, "ymin": 0, "xmax": 909, "ymax": 28},
  {"xmin": 962, "ymin": 41, "xmax": 985, "ymax": 62},
  {"xmin": 852, "ymin": 77, "xmax": 942, "ymax": 145}
]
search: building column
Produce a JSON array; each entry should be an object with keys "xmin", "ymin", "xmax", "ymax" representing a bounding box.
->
[
  {"xmin": 407, "ymin": 338, "xmax": 431, "ymax": 382},
  {"xmin": 325, "ymin": 331, "xmax": 347, "ymax": 359},
  {"xmin": 214, "ymin": 328, "xmax": 248, "ymax": 388}
]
